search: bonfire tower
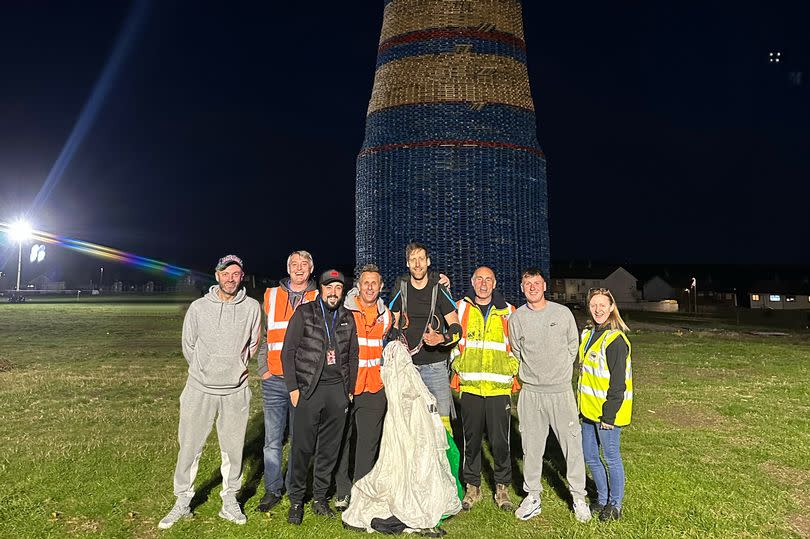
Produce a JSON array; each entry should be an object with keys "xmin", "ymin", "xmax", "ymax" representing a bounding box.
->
[{"xmin": 355, "ymin": 0, "xmax": 548, "ymax": 301}]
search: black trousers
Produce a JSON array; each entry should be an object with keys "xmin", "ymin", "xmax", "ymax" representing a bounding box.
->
[
  {"xmin": 335, "ymin": 389, "xmax": 387, "ymax": 498},
  {"xmin": 289, "ymin": 381, "xmax": 349, "ymax": 503},
  {"xmin": 460, "ymin": 392, "xmax": 512, "ymax": 487}
]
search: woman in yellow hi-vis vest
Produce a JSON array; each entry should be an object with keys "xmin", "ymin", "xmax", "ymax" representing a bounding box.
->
[{"xmin": 577, "ymin": 288, "xmax": 632, "ymax": 522}]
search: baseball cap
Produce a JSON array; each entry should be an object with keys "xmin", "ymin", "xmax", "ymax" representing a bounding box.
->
[
  {"xmin": 216, "ymin": 254, "xmax": 244, "ymax": 272},
  {"xmin": 319, "ymin": 269, "xmax": 345, "ymax": 286}
]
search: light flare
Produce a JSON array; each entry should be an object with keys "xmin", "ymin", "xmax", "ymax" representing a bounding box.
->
[{"xmin": 1, "ymin": 222, "xmax": 189, "ymax": 278}]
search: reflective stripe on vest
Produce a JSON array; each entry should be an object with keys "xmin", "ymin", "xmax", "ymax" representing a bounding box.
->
[
  {"xmin": 577, "ymin": 328, "xmax": 633, "ymax": 426},
  {"xmin": 359, "ymin": 358, "xmax": 382, "ymax": 368},
  {"xmin": 456, "ymin": 371, "xmax": 514, "ymax": 384},
  {"xmin": 263, "ymin": 286, "xmax": 318, "ymax": 378},
  {"xmin": 357, "ymin": 337, "xmax": 384, "ymax": 347},
  {"xmin": 452, "ymin": 298, "xmax": 518, "ymax": 396},
  {"xmin": 352, "ymin": 304, "xmax": 392, "ymax": 394},
  {"xmin": 463, "ymin": 339, "xmax": 507, "ymax": 352},
  {"xmin": 579, "ymin": 384, "xmax": 633, "ymax": 400}
]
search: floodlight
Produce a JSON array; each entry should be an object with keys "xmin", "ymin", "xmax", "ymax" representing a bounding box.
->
[{"xmin": 9, "ymin": 220, "xmax": 32, "ymax": 243}]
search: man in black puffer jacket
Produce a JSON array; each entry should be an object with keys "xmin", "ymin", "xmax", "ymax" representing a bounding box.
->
[{"xmin": 282, "ymin": 269, "xmax": 359, "ymax": 525}]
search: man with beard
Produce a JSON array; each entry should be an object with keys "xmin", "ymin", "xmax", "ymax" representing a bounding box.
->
[
  {"xmin": 389, "ymin": 242, "xmax": 461, "ymax": 433},
  {"xmin": 282, "ymin": 269, "xmax": 359, "ymax": 525},
  {"xmin": 255, "ymin": 250, "xmax": 318, "ymax": 512},
  {"xmin": 159, "ymin": 255, "xmax": 261, "ymax": 529}
]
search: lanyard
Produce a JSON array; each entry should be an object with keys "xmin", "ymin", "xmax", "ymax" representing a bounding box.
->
[
  {"xmin": 319, "ymin": 300, "xmax": 338, "ymax": 348},
  {"xmin": 583, "ymin": 328, "xmax": 598, "ymax": 354},
  {"xmin": 482, "ymin": 304, "xmax": 492, "ymax": 324}
]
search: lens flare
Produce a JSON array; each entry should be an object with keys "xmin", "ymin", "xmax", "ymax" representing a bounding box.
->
[{"xmin": 1, "ymin": 222, "xmax": 189, "ymax": 278}]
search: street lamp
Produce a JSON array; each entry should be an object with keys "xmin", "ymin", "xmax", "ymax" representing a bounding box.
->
[
  {"xmin": 8, "ymin": 220, "xmax": 33, "ymax": 291},
  {"xmin": 99, "ymin": 267, "xmax": 104, "ymax": 292},
  {"xmin": 684, "ymin": 288, "xmax": 691, "ymax": 313},
  {"xmin": 691, "ymin": 277, "xmax": 698, "ymax": 314}
]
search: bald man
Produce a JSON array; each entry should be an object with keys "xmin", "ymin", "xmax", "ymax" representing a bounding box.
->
[{"xmin": 451, "ymin": 267, "xmax": 519, "ymax": 512}]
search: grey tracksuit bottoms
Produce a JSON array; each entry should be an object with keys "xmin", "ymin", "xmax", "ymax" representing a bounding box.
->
[
  {"xmin": 172, "ymin": 383, "xmax": 251, "ymax": 499},
  {"xmin": 517, "ymin": 387, "xmax": 587, "ymax": 502}
]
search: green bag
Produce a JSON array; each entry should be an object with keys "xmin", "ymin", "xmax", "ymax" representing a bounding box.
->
[{"xmin": 439, "ymin": 430, "xmax": 463, "ymax": 525}]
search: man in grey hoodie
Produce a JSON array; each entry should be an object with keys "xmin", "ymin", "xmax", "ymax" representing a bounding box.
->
[
  {"xmin": 508, "ymin": 268, "xmax": 591, "ymax": 524},
  {"xmin": 158, "ymin": 255, "xmax": 262, "ymax": 529}
]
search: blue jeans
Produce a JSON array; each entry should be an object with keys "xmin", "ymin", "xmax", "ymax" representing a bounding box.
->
[
  {"xmin": 581, "ymin": 419, "xmax": 624, "ymax": 508},
  {"xmin": 416, "ymin": 361, "xmax": 451, "ymax": 417},
  {"xmin": 261, "ymin": 375, "xmax": 295, "ymax": 495}
]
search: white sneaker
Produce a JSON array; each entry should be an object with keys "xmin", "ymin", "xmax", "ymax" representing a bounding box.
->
[
  {"xmin": 334, "ymin": 494, "xmax": 350, "ymax": 511},
  {"xmin": 158, "ymin": 497, "xmax": 192, "ymax": 529},
  {"xmin": 218, "ymin": 497, "xmax": 247, "ymax": 525},
  {"xmin": 573, "ymin": 498, "xmax": 592, "ymax": 523},
  {"xmin": 514, "ymin": 494, "xmax": 541, "ymax": 520}
]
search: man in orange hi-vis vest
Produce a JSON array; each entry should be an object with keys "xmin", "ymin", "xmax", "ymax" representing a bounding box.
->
[
  {"xmin": 333, "ymin": 263, "xmax": 393, "ymax": 511},
  {"xmin": 255, "ymin": 250, "xmax": 318, "ymax": 513}
]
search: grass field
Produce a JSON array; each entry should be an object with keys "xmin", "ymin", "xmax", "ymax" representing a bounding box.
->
[{"xmin": 1, "ymin": 303, "xmax": 808, "ymax": 538}]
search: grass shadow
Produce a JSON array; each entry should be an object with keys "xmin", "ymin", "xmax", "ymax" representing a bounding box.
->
[{"xmin": 237, "ymin": 412, "xmax": 266, "ymax": 505}]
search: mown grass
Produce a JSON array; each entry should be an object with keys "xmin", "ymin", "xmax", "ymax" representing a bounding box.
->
[{"xmin": 0, "ymin": 303, "xmax": 808, "ymax": 538}]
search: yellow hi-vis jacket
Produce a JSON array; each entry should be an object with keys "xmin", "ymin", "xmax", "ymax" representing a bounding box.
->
[
  {"xmin": 577, "ymin": 328, "xmax": 633, "ymax": 427},
  {"xmin": 451, "ymin": 297, "xmax": 519, "ymax": 397}
]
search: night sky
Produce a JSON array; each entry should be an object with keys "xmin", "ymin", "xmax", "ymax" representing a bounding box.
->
[{"xmin": 1, "ymin": 1, "xmax": 808, "ymax": 286}]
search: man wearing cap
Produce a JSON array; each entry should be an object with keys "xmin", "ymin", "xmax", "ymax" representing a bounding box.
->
[
  {"xmin": 282, "ymin": 269, "xmax": 359, "ymax": 525},
  {"xmin": 159, "ymin": 255, "xmax": 261, "ymax": 529},
  {"xmin": 255, "ymin": 250, "xmax": 318, "ymax": 512}
]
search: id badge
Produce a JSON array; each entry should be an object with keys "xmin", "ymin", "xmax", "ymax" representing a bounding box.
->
[{"xmin": 326, "ymin": 348, "xmax": 336, "ymax": 365}]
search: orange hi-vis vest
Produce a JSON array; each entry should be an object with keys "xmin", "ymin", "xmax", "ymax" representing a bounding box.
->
[
  {"xmin": 262, "ymin": 285, "xmax": 318, "ymax": 378},
  {"xmin": 346, "ymin": 293, "xmax": 392, "ymax": 395}
]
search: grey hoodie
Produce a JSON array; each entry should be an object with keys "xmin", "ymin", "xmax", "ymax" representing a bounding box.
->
[
  {"xmin": 182, "ymin": 285, "xmax": 262, "ymax": 395},
  {"xmin": 508, "ymin": 301, "xmax": 579, "ymax": 393}
]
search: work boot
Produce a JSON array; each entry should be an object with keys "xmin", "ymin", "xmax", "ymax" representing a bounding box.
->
[
  {"xmin": 461, "ymin": 484, "xmax": 482, "ymax": 510},
  {"xmin": 495, "ymin": 484, "xmax": 514, "ymax": 512}
]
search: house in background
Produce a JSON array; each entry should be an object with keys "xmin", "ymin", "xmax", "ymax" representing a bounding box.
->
[
  {"xmin": 549, "ymin": 263, "xmax": 639, "ymax": 305},
  {"xmin": 29, "ymin": 274, "xmax": 66, "ymax": 291},
  {"xmin": 643, "ymin": 275, "xmax": 676, "ymax": 301},
  {"xmin": 749, "ymin": 281, "xmax": 810, "ymax": 310}
]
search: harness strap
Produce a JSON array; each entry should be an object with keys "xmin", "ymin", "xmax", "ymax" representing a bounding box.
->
[{"xmin": 398, "ymin": 280, "xmax": 439, "ymax": 357}]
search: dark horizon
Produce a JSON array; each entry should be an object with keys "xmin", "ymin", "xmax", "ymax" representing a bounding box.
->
[{"xmin": 2, "ymin": 1, "xmax": 809, "ymax": 283}]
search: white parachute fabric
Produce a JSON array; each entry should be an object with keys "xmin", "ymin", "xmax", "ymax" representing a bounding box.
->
[{"xmin": 342, "ymin": 341, "xmax": 462, "ymax": 530}]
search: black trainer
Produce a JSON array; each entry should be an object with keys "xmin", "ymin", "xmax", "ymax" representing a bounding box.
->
[
  {"xmin": 288, "ymin": 503, "xmax": 303, "ymax": 525},
  {"xmin": 600, "ymin": 503, "xmax": 621, "ymax": 521},
  {"xmin": 312, "ymin": 499, "xmax": 335, "ymax": 517},
  {"xmin": 590, "ymin": 501, "xmax": 606, "ymax": 515},
  {"xmin": 256, "ymin": 492, "xmax": 282, "ymax": 513}
]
